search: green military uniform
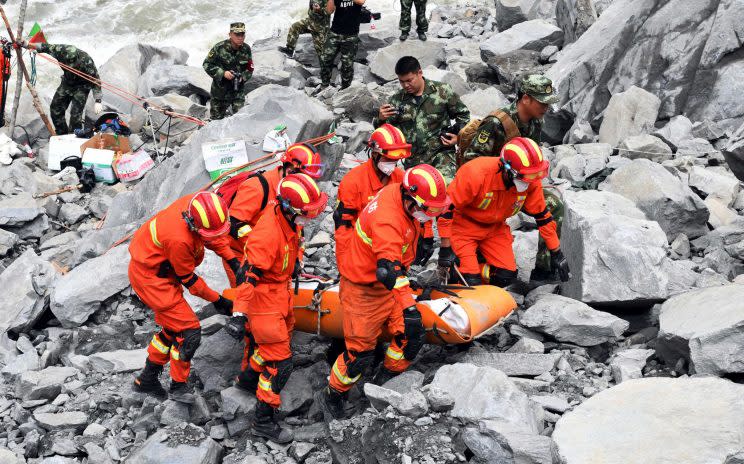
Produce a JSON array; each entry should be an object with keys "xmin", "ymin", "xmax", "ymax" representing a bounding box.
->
[
  {"xmin": 203, "ymin": 23, "xmax": 254, "ymax": 120},
  {"xmin": 286, "ymin": 1, "xmax": 330, "ymax": 58},
  {"xmin": 319, "ymin": 32, "xmax": 358, "ymax": 89},
  {"xmin": 37, "ymin": 43, "xmax": 102, "ymax": 135},
  {"xmin": 533, "ymin": 189, "xmax": 564, "ymax": 278},
  {"xmin": 399, "ymin": 0, "xmax": 428, "ymax": 35},
  {"xmin": 373, "ymin": 79, "xmax": 470, "ymax": 179}
]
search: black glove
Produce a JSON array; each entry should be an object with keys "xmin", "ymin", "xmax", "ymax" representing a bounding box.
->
[
  {"xmin": 227, "ymin": 258, "xmax": 241, "ymax": 276},
  {"xmin": 437, "ymin": 246, "xmax": 456, "ymax": 268},
  {"xmin": 213, "ymin": 296, "xmax": 233, "ymax": 316},
  {"xmin": 402, "ymin": 305, "xmax": 425, "ymax": 360},
  {"xmin": 225, "ymin": 314, "xmax": 247, "ymax": 340},
  {"xmin": 550, "ymin": 248, "xmax": 571, "ymax": 282},
  {"xmin": 412, "ymin": 237, "xmax": 435, "ymax": 267}
]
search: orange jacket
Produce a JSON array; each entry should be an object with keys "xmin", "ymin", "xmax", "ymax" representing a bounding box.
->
[
  {"xmin": 228, "ymin": 167, "xmax": 283, "ymax": 240},
  {"xmin": 340, "ymin": 184, "xmax": 420, "ymax": 310},
  {"xmin": 335, "ymin": 159, "xmax": 404, "ymax": 260},
  {"xmin": 447, "ymin": 157, "xmax": 559, "ymax": 250},
  {"xmin": 234, "ymin": 205, "xmax": 301, "ymax": 315},
  {"xmin": 129, "ymin": 195, "xmax": 237, "ymax": 302}
]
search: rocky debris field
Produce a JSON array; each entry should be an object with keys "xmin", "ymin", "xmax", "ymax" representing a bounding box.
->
[{"xmin": 1, "ymin": 0, "xmax": 744, "ymax": 463}]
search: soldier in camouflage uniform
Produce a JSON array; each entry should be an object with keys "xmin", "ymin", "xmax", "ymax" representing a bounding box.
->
[
  {"xmin": 24, "ymin": 42, "xmax": 103, "ymax": 135},
  {"xmin": 319, "ymin": 0, "xmax": 366, "ymax": 89},
  {"xmin": 398, "ymin": 0, "xmax": 428, "ymax": 41},
  {"xmin": 373, "ymin": 56, "xmax": 470, "ymax": 180},
  {"xmin": 279, "ymin": 0, "xmax": 330, "ymax": 59},
  {"xmin": 203, "ymin": 23, "xmax": 254, "ymax": 120}
]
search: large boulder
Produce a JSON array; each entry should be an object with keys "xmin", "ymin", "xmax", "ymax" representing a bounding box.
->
[
  {"xmin": 553, "ymin": 377, "xmax": 744, "ymax": 464},
  {"xmin": 560, "ymin": 190, "xmax": 672, "ymax": 304},
  {"xmin": 657, "ymin": 285, "xmax": 744, "ymax": 375},
  {"xmin": 50, "ymin": 245, "xmax": 130, "ymax": 328},
  {"xmin": 723, "ymin": 121, "xmax": 744, "ymax": 182},
  {"xmin": 0, "ymin": 250, "xmax": 57, "ymax": 334},
  {"xmin": 687, "ymin": 166, "xmax": 741, "ymax": 207},
  {"xmin": 191, "ymin": 330, "xmax": 243, "ymax": 393},
  {"xmin": 556, "ymin": 0, "xmax": 598, "ymax": 44},
  {"xmin": 597, "ymin": 86, "xmax": 661, "ymax": 146},
  {"xmin": 599, "ymin": 158, "xmax": 710, "ymax": 240},
  {"xmin": 653, "ymin": 115, "xmax": 694, "ymax": 151},
  {"xmin": 125, "ymin": 423, "xmax": 222, "ymax": 464},
  {"xmin": 521, "ymin": 294, "xmax": 629, "ymax": 346},
  {"xmin": 480, "ymin": 20, "xmax": 563, "ymax": 69},
  {"xmin": 137, "ymin": 64, "xmax": 212, "ymax": 100},
  {"xmin": 617, "ymin": 134, "xmax": 673, "ymax": 162},
  {"xmin": 0, "ymin": 192, "xmax": 44, "ymax": 227},
  {"xmin": 493, "ymin": 0, "xmax": 529, "ymax": 30},
  {"xmin": 369, "ymin": 41, "xmax": 446, "ymax": 82},
  {"xmin": 460, "ymin": 87, "xmax": 510, "ymax": 119},
  {"xmin": 331, "ymin": 83, "xmax": 382, "ymax": 123}
]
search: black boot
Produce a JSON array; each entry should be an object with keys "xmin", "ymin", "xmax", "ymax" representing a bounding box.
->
[
  {"xmin": 133, "ymin": 360, "xmax": 167, "ymax": 398},
  {"xmin": 317, "ymin": 387, "xmax": 346, "ymax": 421},
  {"xmin": 278, "ymin": 46, "xmax": 294, "ymax": 57},
  {"xmin": 169, "ymin": 381, "xmax": 196, "ymax": 404},
  {"xmin": 253, "ymin": 401, "xmax": 294, "ymax": 444},
  {"xmin": 371, "ymin": 367, "xmax": 398, "ymax": 386},
  {"xmin": 235, "ymin": 368, "xmax": 260, "ymax": 393}
]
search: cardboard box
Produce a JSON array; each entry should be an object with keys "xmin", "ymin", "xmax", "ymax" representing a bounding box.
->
[
  {"xmin": 202, "ymin": 139, "xmax": 249, "ymax": 180},
  {"xmin": 48, "ymin": 134, "xmax": 86, "ymax": 171},
  {"xmin": 82, "ymin": 148, "xmax": 117, "ymax": 184},
  {"xmin": 79, "ymin": 133, "xmax": 131, "ymax": 156}
]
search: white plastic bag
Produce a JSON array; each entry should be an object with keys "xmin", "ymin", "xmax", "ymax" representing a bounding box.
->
[
  {"xmin": 114, "ymin": 150, "xmax": 155, "ymax": 182},
  {"xmin": 262, "ymin": 124, "xmax": 291, "ymax": 152}
]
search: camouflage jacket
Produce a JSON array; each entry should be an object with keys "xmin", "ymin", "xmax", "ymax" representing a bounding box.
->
[
  {"xmin": 202, "ymin": 40, "xmax": 254, "ymax": 99},
  {"xmin": 462, "ymin": 101, "xmax": 543, "ymax": 163},
  {"xmin": 374, "ymin": 79, "xmax": 470, "ymax": 174},
  {"xmin": 308, "ymin": 1, "xmax": 331, "ymax": 27},
  {"xmin": 37, "ymin": 43, "xmax": 102, "ymax": 100}
]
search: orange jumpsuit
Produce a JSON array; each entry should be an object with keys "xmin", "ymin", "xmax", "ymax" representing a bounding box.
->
[
  {"xmin": 335, "ymin": 159, "xmax": 404, "ymax": 264},
  {"xmin": 222, "ymin": 167, "xmax": 283, "ymax": 286},
  {"xmin": 331, "ymin": 184, "xmax": 421, "ymax": 393},
  {"xmin": 233, "ymin": 205, "xmax": 300, "ymax": 408},
  {"xmin": 128, "ymin": 195, "xmax": 237, "ymax": 382},
  {"xmin": 446, "ymin": 157, "xmax": 559, "ymax": 280}
]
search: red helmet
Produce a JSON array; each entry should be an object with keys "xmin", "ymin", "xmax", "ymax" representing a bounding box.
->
[
  {"xmin": 186, "ymin": 191, "xmax": 230, "ymax": 237},
  {"xmin": 402, "ymin": 164, "xmax": 450, "ymax": 216},
  {"xmin": 500, "ymin": 137, "xmax": 549, "ymax": 181},
  {"xmin": 281, "ymin": 143, "xmax": 324, "ymax": 178},
  {"xmin": 278, "ymin": 173, "xmax": 328, "ymax": 218},
  {"xmin": 367, "ymin": 123, "xmax": 412, "ymax": 160}
]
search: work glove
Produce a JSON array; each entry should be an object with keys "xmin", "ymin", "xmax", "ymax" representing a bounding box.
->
[
  {"xmin": 94, "ymin": 102, "xmax": 103, "ymax": 114},
  {"xmin": 213, "ymin": 296, "xmax": 233, "ymax": 316},
  {"xmin": 412, "ymin": 237, "xmax": 435, "ymax": 267},
  {"xmin": 227, "ymin": 258, "xmax": 241, "ymax": 276},
  {"xmin": 437, "ymin": 246, "xmax": 456, "ymax": 269},
  {"xmin": 225, "ymin": 314, "xmax": 247, "ymax": 340},
  {"xmin": 550, "ymin": 248, "xmax": 572, "ymax": 282},
  {"xmin": 402, "ymin": 305, "xmax": 425, "ymax": 360}
]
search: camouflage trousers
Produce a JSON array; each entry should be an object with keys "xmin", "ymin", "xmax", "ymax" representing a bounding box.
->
[
  {"xmin": 286, "ymin": 18, "xmax": 328, "ymax": 58},
  {"xmin": 404, "ymin": 148, "xmax": 456, "ymax": 181},
  {"xmin": 319, "ymin": 31, "xmax": 359, "ymax": 89},
  {"xmin": 50, "ymin": 83, "xmax": 91, "ymax": 135},
  {"xmin": 399, "ymin": 0, "xmax": 428, "ymax": 34},
  {"xmin": 534, "ymin": 190, "xmax": 564, "ymax": 275},
  {"xmin": 209, "ymin": 91, "xmax": 248, "ymax": 120}
]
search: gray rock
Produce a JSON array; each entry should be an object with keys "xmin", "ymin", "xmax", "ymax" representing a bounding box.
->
[
  {"xmin": 726, "ymin": 452, "xmax": 744, "ymax": 464},
  {"xmin": 192, "ymin": 331, "xmax": 243, "ymax": 393},
  {"xmin": 0, "ymin": 449, "xmax": 24, "ymax": 464},
  {"xmin": 723, "ymin": 124, "xmax": 744, "ymax": 183},
  {"xmin": 598, "ymin": 86, "xmax": 661, "ymax": 146},
  {"xmin": 160, "ymin": 399, "xmax": 191, "ymax": 426},
  {"xmin": 425, "ymin": 386, "xmax": 455, "ymax": 412},
  {"xmin": 688, "ymin": 166, "xmax": 740, "ymax": 206},
  {"xmin": 0, "ymin": 249, "xmax": 58, "ymax": 334},
  {"xmin": 480, "ymin": 20, "xmax": 563, "ymax": 68},
  {"xmin": 478, "ymin": 421, "xmax": 554, "ymax": 464},
  {"xmin": 381, "ymin": 370, "xmax": 425, "ymax": 394},
  {"xmin": 560, "ymin": 190, "xmax": 673, "ymax": 304},
  {"xmin": 89, "ymin": 349, "xmax": 147, "ymax": 373},
  {"xmin": 83, "ymin": 422, "xmax": 108, "ymax": 437},
  {"xmin": 653, "ymin": 115, "xmax": 694, "ymax": 151},
  {"xmin": 553, "ymin": 377, "xmax": 744, "ymax": 464},
  {"xmin": 610, "ymin": 348, "xmax": 654, "ymax": 383},
  {"xmin": 421, "ymin": 66, "xmax": 472, "ymax": 97},
  {"xmin": 363, "ymin": 383, "xmax": 403, "ymax": 411},
  {"xmin": 462, "ymin": 427, "xmax": 513, "ymax": 462},
  {"xmin": 531, "ymin": 394, "xmax": 571, "ymax": 413},
  {"xmin": 657, "ymin": 285, "xmax": 744, "ymax": 375},
  {"xmin": 58, "ymin": 203, "xmax": 88, "ymax": 224},
  {"xmin": 617, "ymin": 134, "xmax": 673, "ymax": 162},
  {"xmin": 395, "ymin": 389, "xmax": 428, "ymax": 418},
  {"xmin": 138, "ymin": 64, "xmax": 211, "ymax": 99},
  {"xmin": 125, "ymin": 423, "xmax": 222, "ymax": 464},
  {"xmin": 0, "ymin": 192, "xmax": 43, "ymax": 226},
  {"xmin": 369, "ymin": 41, "xmax": 446, "ymax": 82},
  {"xmin": 705, "ymin": 196, "xmax": 741, "ymax": 229},
  {"xmin": 599, "ymin": 158, "xmax": 709, "ymax": 240},
  {"xmin": 494, "ymin": 0, "xmax": 529, "ymax": 30},
  {"xmin": 7, "ymin": 213, "xmax": 50, "ymax": 240},
  {"xmin": 0, "ymin": 228, "xmax": 18, "ymax": 256},
  {"xmin": 331, "ymin": 83, "xmax": 382, "ymax": 123},
  {"xmin": 50, "ymin": 245, "xmax": 130, "ymax": 328},
  {"xmin": 279, "ymin": 366, "xmax": 314, "ymax": 417},
  {"xmin": 462, "ymin": 352, "xmax": 560, "ymax": 376},
  {"xmin": 19, "ymin": 366, "xmax": 79, "ymax": 400},
  {"xmin": 507, "ymin": 338, "xmax": 545, "ymax": 354},
  {"xmin": 556, "ymin": 0, "xmax": 598, "ymax": 44},
  {"xmin": 565, "ymin": 120, "xmax": 597, "ymax": 144},
  {"xmin": 430, "ymin": 363, "xmax": 541, "ymax": 432},
  {"xmin": 692, "ymin": 120, "xmax": 725, "ymax": 142},
  {"xmin": 33, "ymin": 411, "xmax": 88, "ymax": 431},
  {"xmin": 539, "ymin": 45, "xmax": 560, "ymax": 64},
  {"xmin": 460, "ymin": 87, "xmax": 510, "ymax": 119},
  {"xmin": 521, "ymin": 294, "xmax": 628, "ymax": 345},
  {"xmin": 676, "ymin": 137, "xmax": 717, "ymax": 158}
]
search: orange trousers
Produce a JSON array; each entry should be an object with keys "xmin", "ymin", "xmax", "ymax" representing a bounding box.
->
[
  {"xmin": 329, "ymin": 277, "xmax": 409, "ymax": 393},
  {"xmin": 241, "ymin": 281, "xmax": 295, "ymax": 408},
  {"xmin": 129, "ymin": 263, "xmax": 201, "ymax": 383},
  {"xmin": 451, "ymin": 215, "xmax": 517, "ymax": 275}
]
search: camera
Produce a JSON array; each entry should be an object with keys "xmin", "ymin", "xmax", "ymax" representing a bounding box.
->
[
  {"xmin": 360, "ymin": 7, "xmax": 382, "ymax": 23},
  {"xmin": 439, "ymin": 123, "xmax": 461, "ymax": 138},
  {"xmin": 393, "ymin": 105, "xmax": 405, "ymax": 116}
]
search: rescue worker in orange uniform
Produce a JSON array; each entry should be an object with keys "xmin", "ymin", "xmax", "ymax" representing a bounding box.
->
[
  {"xmin": 224, "ymin": 173, "xmax": 328, "ymax": 443},
  {"xmin": 334, "ymin": 123, "xmax": 410, "ymax": 264},
  {"xmin": 219, "ymin": 142, "xmax": 324, "ymax": 286},
  {"xmin": 130, "ymin": 192, "xmax": 239, "ymax": 403},
  {"xmin": 319, "ymin": 164, "xmax": 451, "ymax": 420},
  {"xmin": 443, "ymin": 137, "xmax": 571, "ymax": 287}
]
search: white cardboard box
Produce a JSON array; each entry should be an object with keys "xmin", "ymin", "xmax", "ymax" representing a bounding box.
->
[
  {"xmin": 82, "ymin": 148, "xmax": 117, "ymax": 184},
  {"xmin": 48, "ymin": 135, "xmax": 86, "ymax": 171},
  {"xmin": 202, "ymin": 139, "xmax": 249, "ymax": 180}
]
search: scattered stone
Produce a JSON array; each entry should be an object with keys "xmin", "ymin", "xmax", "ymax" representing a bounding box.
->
[
  {"xmin": 0, "ymin": 249, "xmax": 58, "ymax": 334},
  {"xmin": 556, "ymin": 0, "xmax": 598, "ymax": 44},
  {"xmin": 676, "ymin": 137, "xmax": 717, "ymax": 158},
  {"xmin": 364, "ymin": 383, "xmax": 403, "ymax": 411},
  {"xmin": 424, "ymin": 386, "xmax": 455, "ymax": 412},
  {"xmin": 394, "ymin": 389, "xmax": 428, "ymax": 418},
  {"xmin": 481, "ymin": 20, "xmax": 563, "ymax": 68},
  {"xmin": 0, "ymin": 192, "xmax": 43, "ymax": 226},
  {"xmin": 617, "ymin": 134, "xmax": 673, "ymax": 163},
  {"xmin": 381, "ymin": 370, "xmax": 425, "ymax": 395},
  {"xmin": 89, "ymin": 349, "xmax": 148, "ymax": 373},
  {"xmin": 18, "ymin": 366, "xmax": 79, "ymax": 400},
  {"xmin": 507, "ymin": 338, "xmax": 545, "ymax": 354},
  {"xmin": 0, "ymin": 228, "xmax": 18, "ymax": 256},
  {"xmin": 83, "ymin": 422, "xmax": 108, "ymax": 438},
  {"xmin": 688, "ymin": 166, "xmax": 740, "ymax": 207},
  {"xmin": 125, "ymin": 423, "xmax": 222, "ymax": 464},
  {"xmin": 531, "ymin": 394, "xmax": 571, "ymax": 413},
  {"xmin": 160, "ymin": 399, "xmax": 191, "ymax": 426},
  {"xmin": 462, "ymin": 352, "xmax": 560, "ymax": 376},
  {"xmin": 653, "ymin": 115, "xmax": 694, "ymax": 151},
  {"xmin": 33, "ymin": 411, "xmax": 88, "ymax": 432},
  {"xmin": 493, "ymin": 0, "xmax": 528, "ymax": 30},
  {"xmin": 610, "ymin": 349, "xmax": 654, "ymax": 383},
  {"xmin": 58, "ymin": 203, "xmax": 88, "ymax": 224}
]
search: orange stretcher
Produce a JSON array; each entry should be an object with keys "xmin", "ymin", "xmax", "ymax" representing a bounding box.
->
[{"xmin": 223, "ymin": 278, "xmax": 516, "ymax": 345}]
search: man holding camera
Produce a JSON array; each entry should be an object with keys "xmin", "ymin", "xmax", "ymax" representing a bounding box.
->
[
  {"xmin": 373, "ymin": 56, "xmax": 469, "ymax": 180},
  {"xmin": 319, "ymin": 0, "xmax": 366, "ymax": 89},
  {"xmin": 280, "ymin": 0, "xmax": 330, "ymax": 59},
  {"xmin": 203, "ymin": 22, "xmax": 254, "ymax": 120}
]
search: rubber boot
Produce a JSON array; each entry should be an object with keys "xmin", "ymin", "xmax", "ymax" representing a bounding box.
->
[
  {"xmin": 169, "ymin": 381, "xmax": 196, "ymax": 404},
  {"xmin": 317, "ymin": 387, "xmax": 346, "ymax": 421},
  {"xmin": 133, "ymin": 360, "xmax": 167, "ymax": 398},
  {"xmin": 235, "ymin": 368, "xmax": 260, "ymax": 393},
  {"xmin": 399, "ymin": 32, "xmax": 408, "ymax": 41},
  {"xmin": 253, "ymin": 401, "xmax": 294, "ymax": 444},
  {"xmin": 371, "ymin": 367, "xmax": 398, "ymax": 386},
  {"xmin": 418, "ymin": 32, "xmax": 427, "ymax": 41}
]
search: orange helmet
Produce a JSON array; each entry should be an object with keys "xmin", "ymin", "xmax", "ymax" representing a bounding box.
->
[
  {"xmin": 186, "ymin": 191, "xmax": 230, "ymax": 237},
  {"xmin": 277, "ymin": 173, "xmax": 329, "ymax": 219},
  {"xmin": 402, "ymin": 164, "xmax": 450, "ymax": 217},
  {"xmin": 280, "ymin": 143, "xmax": 324, "ymax": 178},
  {"xmin": 500, "ymin": 137, "xmax": 549, "ymax": 181},
  {"xmin": 367, "ymin": 123, "xmax": 412, "ymax": 160}
]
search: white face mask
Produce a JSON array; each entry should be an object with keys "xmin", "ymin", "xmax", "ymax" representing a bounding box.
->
[
  {"xmin": 513, "ymin": 178, "xmax": 531, "ymax": 192},
  {"xmin": 294, "ymin": 215, "xmax": 310, "ymax": 226},
  {"xmin": 412, "ymin": 210, "xmax": 432, "ymax": 223},
  {"xmin": 377, "ymin": 160, "xmax": 397, "ymax": 176}
]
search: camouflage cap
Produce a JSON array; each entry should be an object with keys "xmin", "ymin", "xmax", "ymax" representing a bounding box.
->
[
  {"xmin": 230, "ymin": 22, "xmax": 246, "ymax": 33},
  {"xmin": 520, "ymin": 74, "xmax": 559, "ymax": 105}
]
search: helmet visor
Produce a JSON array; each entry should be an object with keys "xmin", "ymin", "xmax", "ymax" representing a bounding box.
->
[
  {"xmin": 515, "ymin": 169, "xmax": 547, "ymax": 182},
  {"xmin": 301, "ymin": 162, "xmax": 325, "ymax": 179},
  {"xmin": 379, "ymin": 147, "xmax": 411, "ymax": 160}
]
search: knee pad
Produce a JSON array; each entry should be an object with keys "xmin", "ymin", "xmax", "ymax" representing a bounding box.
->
[
  {"xmin": 271, "ymin": 358, "xmax": 294, "ymax": 393},
  {"xmin": 346, "ymin": 350, "xmax": 374, "ymax": 378},
  {"xmin": 483, "ymin": 265, "xmax": 518, "ymax": 288},
  {"xmin": 179, "ymin": 328, "xmax": 202, "ymax": 362}
]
